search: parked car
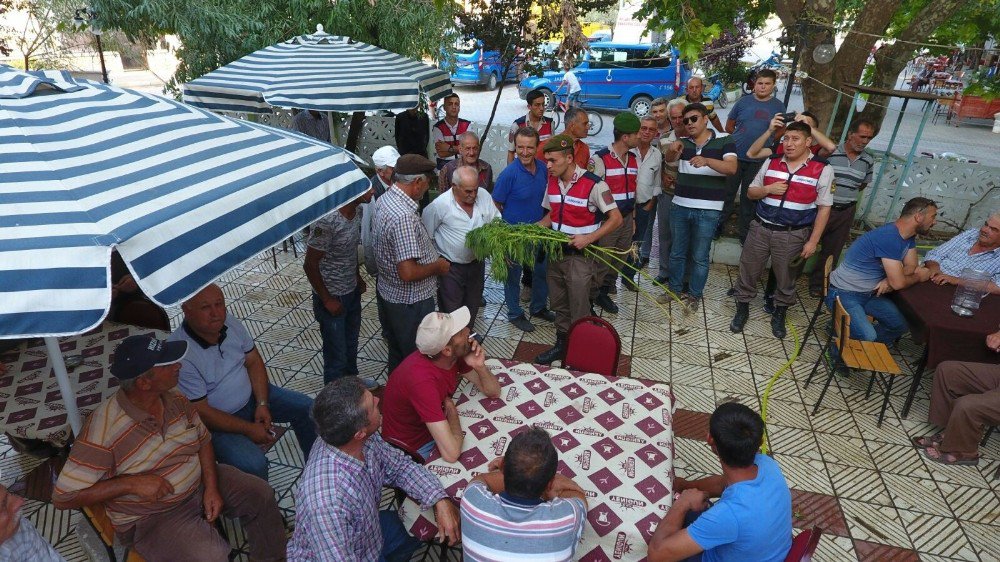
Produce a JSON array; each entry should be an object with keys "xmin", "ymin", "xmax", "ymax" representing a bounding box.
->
[
  {"xmin": 518, "ymin": 43, "xmax": 690, "ymax": 116},
  {"xmin": 441, "ymin": 39, "xmax": 521, "ymax": 90}
]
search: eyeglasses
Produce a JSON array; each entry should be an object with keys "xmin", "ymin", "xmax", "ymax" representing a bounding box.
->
[
  {"xmin": 639, "ymin": 126, "xmax": 658, "ymax": 132},
  {"xmin": 682, "ymin": 115, "xmax": 701, "ymax": 125}
]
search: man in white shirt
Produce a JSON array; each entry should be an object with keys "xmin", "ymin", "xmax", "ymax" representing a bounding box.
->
[
  {"xmin": 423, "ymin": 166, "xmax": 501, "ymax": 326},
  {"xmin": 557, "ymin": 63, "xmax": 582, "ymax": 108}
]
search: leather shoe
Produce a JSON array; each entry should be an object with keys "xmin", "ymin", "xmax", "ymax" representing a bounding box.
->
[
  {"xmin": 763, "ymin": 294, "xmax": 776, "ymax": 315},
  {"xmin": 530, "ymin": 308, "xmax": 556, "ymax": 322},
  {"xmin": 510, "ymin": 315, "xmax": 535, "ymax": 332},
  {"xmin": 730, "ymin": 302, "xmax": 749, "ymax": 333},
  {"xmin": 595, "ymin": 293, "xmax": 619, "ymax": 314},
  {"xmin": 536, "ymin": 333, "xmax": 567, "ymax": 365},
  {"xmin": 771, "ymin": 306, "xmax": 787, "ymax": 339}
]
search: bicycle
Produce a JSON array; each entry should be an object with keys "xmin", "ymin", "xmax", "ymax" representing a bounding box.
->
[
  {"xmin": 546, "ymin": 95, "xmax": 604, "ymax": 136},
  {"xmin": 705, "ymin": 73, "xmax": 728, "ymax": 109}
]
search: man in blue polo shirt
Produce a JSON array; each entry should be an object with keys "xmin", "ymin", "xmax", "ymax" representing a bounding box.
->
[
  {"xmin": 647, "ymin": 402, "xmax": 791, "ymax": 562},
  {"xmin": 169, "ymin": 284, "xmax": 316, "ymax": 480},
  {"xmin": 493, "ymin": 126, "xmax": 556, "ymax": 332}
]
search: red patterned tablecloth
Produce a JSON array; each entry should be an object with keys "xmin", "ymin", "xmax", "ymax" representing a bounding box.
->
[
  {"xmin": 399, "ymin": 359, "xmax": 675, "ymax": 561},
  {"xmin": 0, "ymin": 322, "xmax": 165, "ymax": 444}
]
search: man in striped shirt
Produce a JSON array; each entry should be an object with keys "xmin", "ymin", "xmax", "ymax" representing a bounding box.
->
[
  {"xmin": 460, "ymin": 428, "xmax": 587, "ymax": 561},
  {"xmin": 52, "ymin": 336, "xmax": 285, "ymax": 562}
]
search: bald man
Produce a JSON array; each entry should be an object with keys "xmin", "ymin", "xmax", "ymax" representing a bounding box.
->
[
  {"xmin": 677, "ymin": 77, "xmax": 724, "ymax": 132},
  {"xmin": 167, "ymin": 284, "xmax": 316, "ymax": 481}
]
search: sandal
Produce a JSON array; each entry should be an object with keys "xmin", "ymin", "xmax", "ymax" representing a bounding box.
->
[
  {"xmin": 922, "ymin": 446, "xmax": 979, "ymax": 466},
  {"xmin": 911, "ymin": 433, "xmax": 944, "ymax": 449}
]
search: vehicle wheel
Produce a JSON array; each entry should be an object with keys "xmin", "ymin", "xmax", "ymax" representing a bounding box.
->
[
  {"xmin": 716, "ymin": 92, "xmax": 728, "ymax": 109},
  {"xmin": 629, "ymin": 95, "xmax": 653, "ymax": 117},
  {"xmin": 587, "ymin": 111, "xmax": 603, "ymax": 136},
  {"xmin": 550, "ymin": 110, "xmax": 561, "ymax": 131},
  {"xmin": 486, "ymin": 73, "xmax": 498, "ymax": 91},
  {"xmin": 539, "ymin": 88, "xmax": 555, "ymax": 109}
]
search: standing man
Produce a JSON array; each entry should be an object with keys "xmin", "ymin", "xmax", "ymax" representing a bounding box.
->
[
  {"xmin": 423, "ymin": 166, "xmax": 501, "ymax": 325},
  {"xmin": 373, "ymin": 154, "xmax": 450, "ymax": 373},
  {"xmin": 535, "ymin": 135, "xmax": 623, "ymax": 365},
  {"xmin": 289, "ymin": 377, "xmax": 460, "ymax": 560},
  {"xmin": 677, "ymin": 76, "xmax": 724, "ymax": 132},
  {"xmin": 649, "ymin": 97, "xmax": 671, "ymax": 139},
  {"xmin": 722, "ymin": 69, "xmax": 786, "ymax": 242},
  {"xmin": 729, "ymin": 121, "xmax": 833, "ymax": 339},
  {"xmin": 653, "ymin": 99, "xmax": 689, "ymax": 285},
  {"xmin": 589, "ymin": 112, "xmax": 641, "ymax": 311},
  {"xmin": 292, "ymin": 109, "xmax": 331, "ymax": 143},
  {"xmin": 305, "ymin": 186, "xmax": 381, "ymax": 389},
  {"xmin": 556, "ymin": 63, "xmax": 582, "ymax": 108},
  {"xmin": 630, "ymin": 116, "xmax": 663, "ymax": 276},
  {"xmin": 439, "ymin": 132, "xmax": 494, "ymax": 193},
  {"xmin": 807, "ymin": 119, "xmax": 877, "ymax": 296},
  {"xmin": 661, "ymin": 103, "xmax": 738, "ymax": 310},
  {"xmin": 493, "ymin": 127, "xmax": 556, "ymax": 332},
  {"xmin": 369, "ymin": 145, "xmax": 400, "ymax": 200},
  {"xmin": 432, "ymin": 93, "xmax": 471, "ymax": 170},
  {"xmin": 562, "ymin": 107, "xmax": 592, "ymax": 169},
  {"xmin": 395, "ymin": 106, "xmax": 431, "ymax": 158},
  {"xmin": 508, "ymin": 89, "xmax": 554, "ymax": 163}
]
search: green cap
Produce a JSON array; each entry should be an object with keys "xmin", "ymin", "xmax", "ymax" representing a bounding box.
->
[
  {"xmin": 542, "ymin": 134, "xmax": 575, "ymax": 153},
  {"xmin": 613, "ymin": 112, "xmax": 641, "ymax": 133}
]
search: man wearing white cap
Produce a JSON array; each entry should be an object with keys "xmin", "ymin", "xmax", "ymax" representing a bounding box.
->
[
  {"xmin": 381, "ymin": 307, "xmax": 501, "ymax": 463},
  {"xmin": 370, "ymin": 145, "xmax": 400, "ymax": 200}
]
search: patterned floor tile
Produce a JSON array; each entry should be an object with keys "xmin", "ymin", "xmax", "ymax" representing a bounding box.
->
[
  {"xmin": 881, "ymin": 472, "xmax": 952, "ymax": 516},
  {"xmin": 813, "ymin": 534, "xmax": 860, "ymax": 562},
  {"xmin": 939, "ymin": 481, "xmax": 1000, "ymax": 526},
  {"xmin": 897, "ymin": 509, "xmax": 979, "ymax": 560},
  {"xmin": 840, "ymin": 499, "xmax": 913, "ymax": 549},
  {"xmin": 672, "ymin": 437, "xmax": 720, "ymax": 475},
  {"xmin": 669, "ymin": 384, "xmax": 717, "ymax": 414},
  {"xmin": 959, "ymin": 521, "xmax": 1000, "ymax": 561},
  {"xmin": 816, "ymin": 434, "xmax": 877, "ymax": 470},
  {"xmin": 670, "ymin": 361, "xmax": 714, "ymax": 388},
  {"xmin": 827, "ymin": 463, "xmax": 893, "ymax": 507},
  {"xmin": 791, "ymin": 488, "xmax": 850, "ymax": 537},
  {"xmin": 775, "ymin": 454, "xmax": 835, "ymax": 496},
  {"xmin": 671, "ymin": 409, "xmax": 710, "ymax": 441},
  {"xmin": 767, "ymin": 424, "xmax": 823, "ymax": 460},
  {"xmin": 852, "ymin": 539, "xmax": 920, "ymax": 561}
]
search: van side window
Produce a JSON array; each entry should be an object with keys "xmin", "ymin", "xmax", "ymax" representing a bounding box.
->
[
  {"xmin": 589, "ymin": 47, "xmax": 613, "ymax": 69},
  {"xmin": 627, "ymin": 49, "xmax": 669, "ymax": 69}
]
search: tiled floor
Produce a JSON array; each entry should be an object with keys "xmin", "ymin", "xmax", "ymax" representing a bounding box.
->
[{"xmin": 2, "ymin": 241, "xmax": 998, "ymax": 561}]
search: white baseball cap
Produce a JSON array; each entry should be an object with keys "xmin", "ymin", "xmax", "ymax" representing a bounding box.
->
[
  {"xmin": 416, "ymin": 307, "xmax": 471, "ymax": 355},
  {"xmin": 371, "ymin": 146, "xmax": 400, "ymax": 168}
]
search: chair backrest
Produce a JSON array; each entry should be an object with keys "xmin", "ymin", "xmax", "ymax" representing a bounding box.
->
[
  {"xmin": 564, "ymin": 316, "xmax": 621, "ymax": 376},
  {"xmin": 783, "ymin": 527, "xmax": 823, "ymax": 562},
  {"xmin": 821, "ymin": 255, "xmax": 834, "ymax": 297},
  {"xmin": 832, "ymin": 296, "xmax": 852, "ymax": 348}
]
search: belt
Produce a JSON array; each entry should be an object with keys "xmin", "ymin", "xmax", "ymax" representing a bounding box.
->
[
  {"xmin": 755, "ymin": 219, "xmax": 810, "ymax": 232},
  {"xmin": 561, "ymin": 243, "xmax": 585, "ymax": 256},
  {"xmin": 831, "ymin": 201, "xmax": 856, "ymax": 211}
]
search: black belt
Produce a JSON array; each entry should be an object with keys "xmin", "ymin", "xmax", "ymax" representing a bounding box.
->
[
  {"xmin": 562, "ymin": 243, "xmax": 585, "ymax": 256},
  {"xmin": 755, "ymin": 219, "xmax": 810, "ymax": 232},
  {"xmin": 831, "ymin": 201, "xmax": 856, "ymax": 211}
]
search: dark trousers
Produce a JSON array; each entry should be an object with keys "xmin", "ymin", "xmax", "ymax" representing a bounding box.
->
[
  {"xmin": 438, "ymin": 260, "xmax": 486, "ymax": 325},
  {"xmin": 930, "ymin": 361, "xmax": 1000, "ymax": 455},
  {"xmin": 312, "ymin": 289, "xmax": 362, "ymax": 384},
  {"xmin": 377, "ymin": 293, "xmax": 436, "ymax": 373},
  {"xmin": 808, "ymin": 203, "xmax": 856, "ymax": 291},
  {"xmin": 633, "ymin": 198, "xmax": 657, "ymax": 262},
  {"xmin": 721, "ymin": 160, "xmax": 764, "ymax": 242},
  {"xmin": 734, "ymin": 221, "xmax": 810, "ymax": 307}
]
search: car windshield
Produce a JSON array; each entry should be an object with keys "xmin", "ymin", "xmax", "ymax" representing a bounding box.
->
[{"xmin": 455, "ymin": 40, "xmax": 478, "ymax": 55}]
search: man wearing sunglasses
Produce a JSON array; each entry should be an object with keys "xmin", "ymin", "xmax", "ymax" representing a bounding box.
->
[{"xmin": 660, "ymin": 104, "xmax": 737, "ymax": 311}]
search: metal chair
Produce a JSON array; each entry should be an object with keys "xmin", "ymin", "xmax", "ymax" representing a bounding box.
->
[
  {"xmin": 807, "ymin": 296, "xmax": 905, "ymax": 427},
  {"xmin": 802, "ymin": 256, "xmax": 835, "ymax": 352},
  {"xmin": 563, "ymin": 316, "xmax": 621, "ymax": 376}
]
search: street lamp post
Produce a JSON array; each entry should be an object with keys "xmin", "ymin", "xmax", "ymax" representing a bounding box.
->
[{"xmin": 73, "ymin": 7, "xmax": 109, "ymax": 84}]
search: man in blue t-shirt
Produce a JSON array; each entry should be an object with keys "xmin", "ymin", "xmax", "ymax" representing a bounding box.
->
[
  {"xmin": 493, "ymin": 126, "xmax": 556, "ymax": 333},
  {"xmin": 721, "ymin": 69, "xmax": 786, "ymax": 242},
  {"xmin": 647, "ymin": 402, "xmax": 791, "ymax": 562},
  {"xmin": 827, "ymin": 197, "xmax": 936, "ymax": 343}
]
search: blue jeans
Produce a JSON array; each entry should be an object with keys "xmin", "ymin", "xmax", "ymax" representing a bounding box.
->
[
  {"xmin": 379, "ymin": 510, "xmax": 422, "ymax": 562},
  {"xmin": 505, "ymin": 251, "xmax": 548, "ymax": 320},
  {"xmin": 211, "ymin": 384, "xmax": 317, "ymax": 480},
  {"xmin": 668, "ymin": 205, "xmax": 721, "ymax": 298},
  {"xmin": 825, "ymin": 287, "xmax": 909, "ymax": 344},
  {"xmin": 634, "ymin": 199, "xmax": 657, "ymax": 260},
  {"xmin": 312, "ymin": 289, "xmax": 362, "ymax": 384}
]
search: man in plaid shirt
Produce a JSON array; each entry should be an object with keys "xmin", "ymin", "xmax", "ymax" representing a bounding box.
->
[{"xmin": 289, "ymin": 377, "xmax": 460, "ymax": 560}]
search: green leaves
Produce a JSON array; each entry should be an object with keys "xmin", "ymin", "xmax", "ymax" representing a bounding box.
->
[{"xmin": 465, "ymin": 220, "xmax": 570, "ymax": 283}]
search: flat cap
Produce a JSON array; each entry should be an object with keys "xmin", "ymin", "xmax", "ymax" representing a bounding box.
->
[
  {"xmin": 613, "ymin": 112, "xmax": 641, "ymax": 133},
  {"xmin": 542, "ymin": 134, "xmax": 575, "ymax": 153},
  {"xmin": 394, "ymin": 154, "xmax": 436, "ymax": 175}
]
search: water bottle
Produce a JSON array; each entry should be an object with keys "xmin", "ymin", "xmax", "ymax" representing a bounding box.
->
[{"xmin": 950, "ymin": 268, "xmax": 991, "ymax": 317}]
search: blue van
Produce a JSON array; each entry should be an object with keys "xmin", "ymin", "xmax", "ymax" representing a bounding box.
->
[
  {"xmin": 518, "ymin": 43, "xmax": 690, "ymax": 116},
  {"xmin": 442, "ymin": 40, "xmax": 521, "ymax": 90}
]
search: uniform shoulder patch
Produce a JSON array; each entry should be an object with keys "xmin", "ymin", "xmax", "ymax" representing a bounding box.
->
[
  {"xmin": 587, "ymin": 160, "xmax": 596, "ymax": 173},
  {"xmin": 601, "ymin": 188, "xmax": 614, "ymax": 206}
]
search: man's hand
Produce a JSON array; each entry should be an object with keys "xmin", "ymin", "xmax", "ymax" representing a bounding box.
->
[
  {"xmin": 568, "ymin": 233, "xmax": 594, "ymax": 250},
  {"xmin": 986, "ymin": 330, "xmax": 1000, "ymax": 353},
  {"xmin": 689, "ymin": 155, "xmax": 708, "ymax": 168},
  {"xmin": 254, "ymin": 405, "xmax": 272, "ymax": 430},
  {"xmin": 677, "ymin": 488, "xmax": 709, "ymax": 512},
  {"xmin": 436, "ymin": 258, "xmax": 452, "ymax": 276},
  {"xmin": 768, "ymin": 114, "xmax": 785, "ymax": 131},
  {"xmin": 203, "ymin": 487, "xmax": 223, "ymax": 523},
  {"xmin": 129, "ymin": 474, "xmax": 175, "ymax": 502},
  {"xmin": 545, "ymin": 474, "xmax": 584, "ymax": 500},
  {"xmin": 443, "ymin": 397, "xmax": 458, "ymax": 419},
  {"xmin": 874, "ymin": 279, "xmax": 893, "ymax": 296},
  {"xmin": 766, "ymin": 181, "xmax": 788, "ymax": 196},
  {"xmin": 916, "ymin": 266, "xmax": 933, "ymax": 283},
  {"xmin": 673, "ymin": 476, "xmax": 691, "ymax": 491},
  {"xmin": 643, "ymin": 199, "xmax": 656, "ymax": 212},
  {"xmin": 800, "ymin": 240, "xmax": 818, "ymax": 259},
  {"xmin": 112, "ymin": 274, "xmax": 139, "ymax": 299},
  {"xmin": 246, "ymin": 422, "xmax": 276, "ymax": 445},
  {"xmin": 323, "ymin": 297, "xmax": 344, "ymax": 316},
  {"xmin": 662, "ymin": 175, "xmax": 676, "ymax": 191},
  {"xmin": 465, "ymin": 338, "xmax": 487, "ymax": 369},
  {"xmin": 0, "ymin": 486, "xmax": 25, "ymax": 545},
  {"xmin": 930, "ymin": 272, "xmax": 958, "ymax": 286},
  {"xmin": 487, "ymin": 456, "xmax": 504, "ymax": 472},
  {"xmin": 434, "ymin": 499, "xmax": 461, "ymax": 545}
]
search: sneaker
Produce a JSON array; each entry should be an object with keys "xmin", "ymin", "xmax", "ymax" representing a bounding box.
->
[
  {"xmin": 683, "ymin": 294, "xmax": 701, "ymax": 313},
  {"xmin": 530, "ymin": 308, "xmax": 557, "ymax": 322},
  {"xmin": 361, "ymin": 377, "xmax": 382, "ymax": 390},
  {"xmin": 656, "ymin": 292, "xmax": 673, "ymax": 304},
  {"xmin": 510, "ymin": 315, "xmax": 536, "ymax": 332}
]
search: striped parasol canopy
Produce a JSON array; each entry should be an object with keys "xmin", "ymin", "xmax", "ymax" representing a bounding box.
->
[
  {"xmin": 182, "ymin": 24, "xmax": 452, "ymax": 114},
  {"xmin": 0, "ymin": 65, "xmax": 372, "ymax": 340}
]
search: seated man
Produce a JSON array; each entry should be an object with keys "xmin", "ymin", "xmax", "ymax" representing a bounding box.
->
[
  {"xmin": 912, "ymin": 329, "xmax": 1000, "ymax": 466},
  {"xmin": 52, "ymin": 336, "xmax": 285, "ymax": 562},
  {"xmin": 381, "ymin": 307, "xmax": 501, "ymax": 462},
  {"xmin": 461, "ymin": 428, "xmax": 587, "ymax": 561},
  {"xmin": 923, "ymin": 211, "xmax": 1000, "ymax": 294},
  {"xmin": 826, "ymin": 197, "xmax": 936, "ymax": 343},
  {"xmin": 289, "ymin": 377, "xmax": 460, "ymax": 560},
  {"xmin": 647, "ymin": 402, "xmax": 791, "ymax": 562},
  {"xmin": 168, "ymin": 284, "xmax": 316, "ymax": 480},
  {"xmin": 2, "ymin": 484, "xmax": 63, "ymax": 561}
]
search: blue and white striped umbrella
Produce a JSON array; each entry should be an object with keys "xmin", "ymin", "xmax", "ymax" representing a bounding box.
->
[
  {"xmin": 182, "ymin": 24, "xmax": 452, "ymax": 114},
  {"xmin": 0, "ymin": 66, "xmax": 372, "ymax": 340}
]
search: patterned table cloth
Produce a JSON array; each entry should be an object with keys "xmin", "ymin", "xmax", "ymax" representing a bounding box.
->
[
  {"xmin": 0, "ymin": 322, "xmax": 164, "ymax": 444},
  {"xmin": 399, "ymin": 359, "xmax": 675, "ymax": 561}
]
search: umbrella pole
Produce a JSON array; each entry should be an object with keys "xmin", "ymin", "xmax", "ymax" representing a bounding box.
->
[
  {"xmin": 345, "ymin": 111, "xmax": 365, "ymax": 152},
  {"xmin": 44, "ymin": 337, "xmax": 83, "ymax": 435}
]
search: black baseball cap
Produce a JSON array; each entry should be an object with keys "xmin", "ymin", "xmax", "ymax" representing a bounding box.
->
[{"xmin": 110, "ymin": 336, "xmax": 188, "ymax": 380}]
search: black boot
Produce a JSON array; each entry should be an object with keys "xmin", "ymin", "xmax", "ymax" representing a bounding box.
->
[
  {"xmin": 535, "ymin": 333, "xmax": 567, "ymax": 365},
  {"xmin": 595, "ymin": 291, "xmax": 619, "ymax": 313},
  {"xmin": 730, "ymin": 302, "xmax": 749, "ymax": 333},
  {"xmin": 771, "ymin": 306, "xmax": 787, "ymax": 339},
  {"xmin": 763, "ymin": 293, "xmax": 776, "ymax": 315}
]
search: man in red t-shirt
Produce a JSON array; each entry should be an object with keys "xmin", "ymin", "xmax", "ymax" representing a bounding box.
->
[{"xmin": 381, "ymin": 307, "xmax": 501, "ymax": 462}]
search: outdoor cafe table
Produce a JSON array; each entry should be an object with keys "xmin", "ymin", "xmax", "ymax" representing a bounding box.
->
[
  {"xmin": 398, "ymin": 359, "xmax": 676, "ymax": 561},
  {"xmin": 0, "ymin": 322, "xmax": 165, "ymax": 445},
  {"xmin": 891, "ymin": 282, "xmax": 1000, "ymax": 417}
]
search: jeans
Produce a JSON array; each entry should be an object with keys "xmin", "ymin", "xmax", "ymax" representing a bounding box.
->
[
  {"xmin": 379, "ymin": 510, "xmax": 422, "ymax": 562},
  {"xmin": 634, "ymin": 198, "xmax": 657, "ymax": 261},
  {"xmin": 668, "ymin": 205, "xmax": 721, "ymax": 298},
  {"xmin": 825, "ymin": 287, "xmax": 909, "ymax": 344},
  {"xmin": 416, "ymin": 440, "xmax": 436, "ymax": 461},
  {"xmin": 505, "ymin": 250, "xmax": 548, "ymax": 320},
  {"xmin": 312, "ymin": 289, "xmax": 362, "ymax": 385},
  {"xmin": 656, "ymin": 193, "xmax": 674, "ymax": 279},
  {"xmin": 210, "ymin": 384, "xmax": 317, "ymax": 480}
]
